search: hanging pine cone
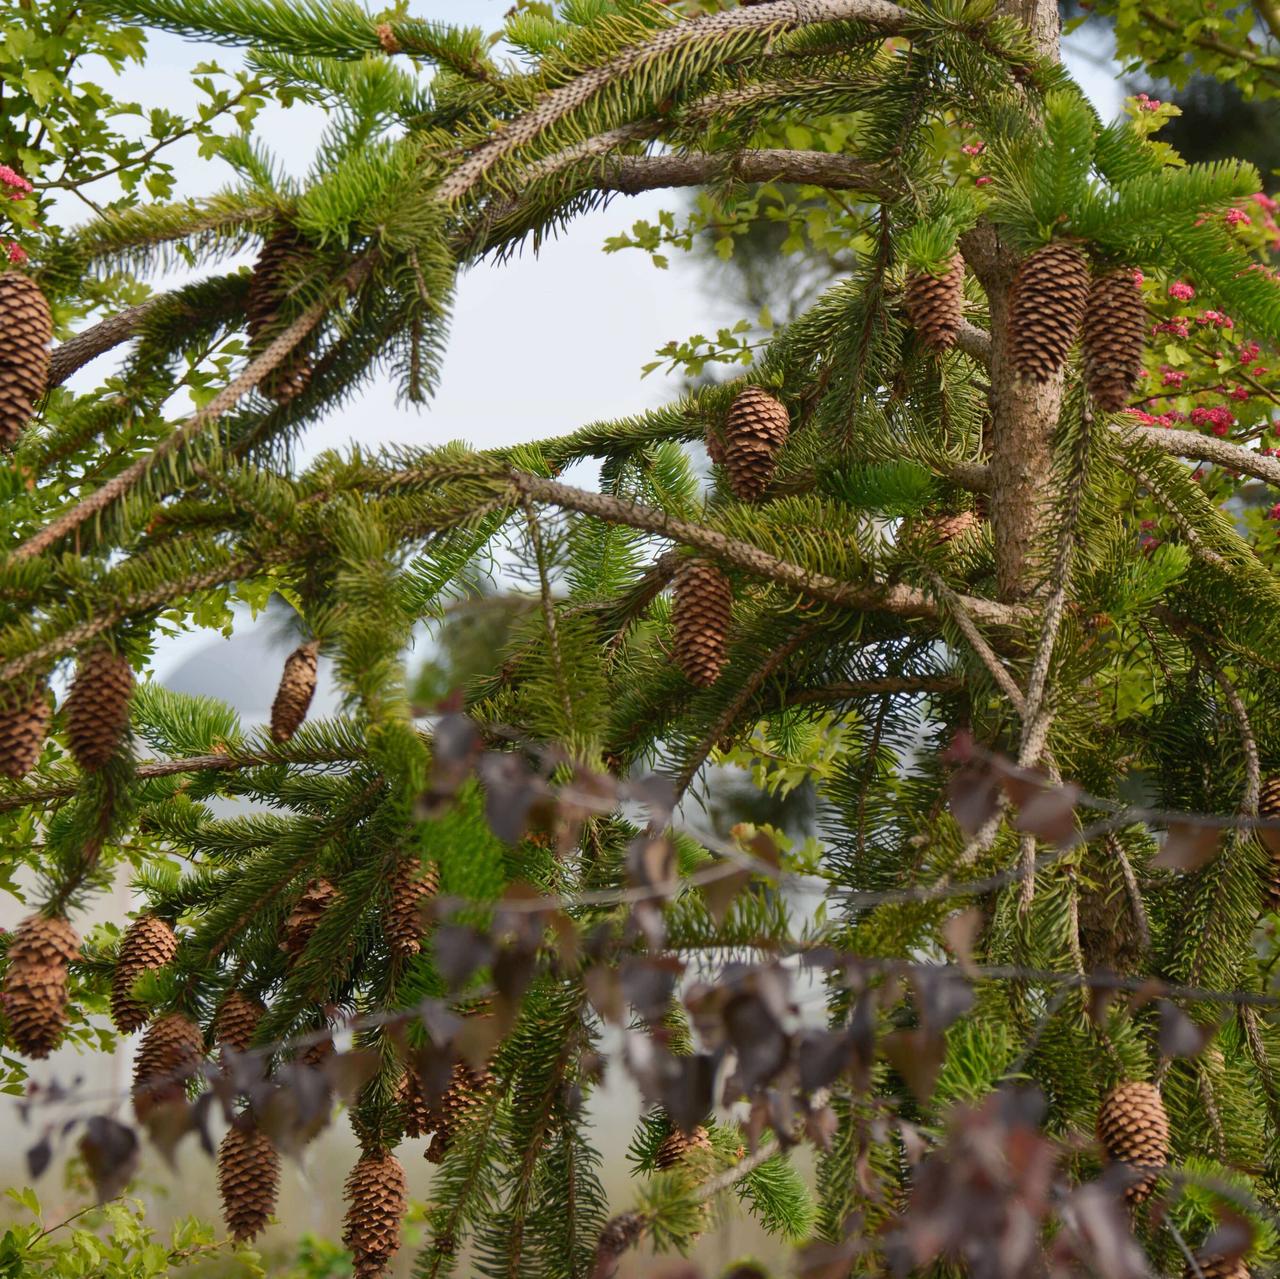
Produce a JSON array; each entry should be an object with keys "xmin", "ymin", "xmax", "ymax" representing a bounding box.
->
[
  {"xmin": 1097, "ymin": 1080, "xmax": 1169, "ymax": 1204},
  {"xmin": 0, "ymin": 272, "xmax": 52, "ymax": 449},
  {"xmin": 0, "ymin": 681, "xmax": 50, "ymax": 779},
  {"xmin": 217, "ymin": 1122, "xmax": 280, "ymax": 1243},
  {"xmin": 1008, "ymin": 242, "xmax": 1089, "ymax": 383},
  {"xmin": 110, "ymin": 915, "xmax": 178, "ymax": 1034},
  {"xmin": 904, "ymin": 254, "xmax": 966, "ymax": 352},
  {"xmin": 300, "ymin": 1034, "xmax": 335, "ymax": 1069},
  {"xmin": 132, "ymin": 1012, "xmax": 203, "ymax": 1121},
  {"xmin": 1184, "ymin": 1257, "xmax": 1249, "ymax": 1279},
  {"xmin": 343, "ymin": 1149, "xmax": 408, "ymax": 1279},
  {"xmin": 722, "ymin": 385, "xmax": 790, "ymax": 501},
  {"xmin": 672, "ymin": 558, "xmax": 733, "ymax": 688},
  {"xmin": 425, "ymin": 1061, "xmax": 494, "ymax": 1164},
  {"xmin": 920, "ymin": 509, "xmax": 982, "ymax": 545},
  {"xmin": 1082, "ymin": 269, "xmax": 1147, "ymax": 411},
  {"xmin": 654, "ymin": 1124, "xmax": 713, "ymax": 1170},
  {"xmin": 384, "ymin": 858, "xmax": 439, "ymax": 959},
  {"xmin": 270, "ymin": 641, "xmax": 319, "ymax": 743},
  {"xmin": 215, "ymin": 990, "xmax": 265, "ymax": 1053},
  {"xmin": 65, "ymin": 646, "xmax": 134, "ymax": 771},
  {"xmin": 1261, "ymin": 776, "xmax": 1280, "ymax": 909},
  {"xmin": 246, "ymin": 229, "xmax": 314, "ymax": 404},
  {"xmin": 1, "ymin": 913, "xmax": 79, "ymax": 1058},
  {"xmin": 704, "ymin": 423, "xmax": 727, "ymax": 466},
  {"xmin": 280, "ymin": 878, "xmax": 336, "ymax": 959},
  {"xmin": 397, "ymin": 1065, "xmax": 434, "ymax": 1139},
  {"xmin": 593, "ymin": 1212, "xmax": 647, "ymax": 1278}
]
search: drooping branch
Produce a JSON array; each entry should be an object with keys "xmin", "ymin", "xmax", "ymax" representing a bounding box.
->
[
  {"xmin": 435, "ymin": 0, "xmax": 915, "ymax": 205},
  {"xmin": 506, "ymin": 470, "xmax": 1029, "ymax": 629},
  {"xmin": 47, "ymin": 296, "xmax": 167, "ymax": 389}
]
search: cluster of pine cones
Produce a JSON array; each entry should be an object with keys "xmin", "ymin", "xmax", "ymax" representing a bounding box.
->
[{"xmin": 902, "ymin": 244, "xmax": 1147, "ymax": 411}]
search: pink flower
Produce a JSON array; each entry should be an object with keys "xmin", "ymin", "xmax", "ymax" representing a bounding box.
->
[
  {"xmin": 1153, "ymin": 319, "xmax": 1191, "ymax": 339},
  {"xmin": 961, "ymin": 142, "xmax": 986, "ymax": 156},
  {"xmin": 1268, "ymin": 503, "xmax": 1280, "ymax": 520},
  {"xmin": 1135, "ymin": 92, "xmax": 1162, "ymax": 111},
  {"xmin": 1239, "ymin": 340, "xmax": 1262, "ymax": 362},
  {"xmin": 1254, "ymin": 365, "xmax": 1269, "ymax": 376},
  {"xmin": 1129, "ymin": 408, "xmax": 1175, "ymax": 427},
  {"xmin": 1190, "ymin": 405, "xmax": 1236, "ymax": 433},
  {"xmin": 6, "ymin": 241, "xmax": 28, "ymax": 265},
  {"xmin": 0, "ymin": 164, "xmax": 31, "ymax": 197},
  {"xmin": 1140, "ymin": 519, "xmax": 1157, "ymax": 531},
  {"xmin": 1254, "ymin": 192, "xmax": 1279, "ymax": 214},
  {"xmin": 1132, "ymin": 269, "xmax": 1145, "ymax": 287},
  {"xmin": 1169, "ymin": 280, "xmax": 1196, "ymax": 301},
  {"xmin": 975, "ymin": 175, "xmax": 992, "ymax": 187},
  {"xmin": 1196, "ymin": 309, "xmax": 1234, "ymax": 328},
  {"xmin": 1226, "ymin": 207, "xmax": 1252, "ymax": 227},
  {"xmin": 1230, "ymin": 385, "xmax": 1251, "ymax": 400},
  {"xmin": 1161, "ymin": 366, "xmax": 1188, "ymax": 388}
]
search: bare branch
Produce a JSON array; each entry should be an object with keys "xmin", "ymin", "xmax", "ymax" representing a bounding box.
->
[
  {"xmin": 507, "ymin": 470, "xmax": 1030, "ymax": 629},
  {"xmin": 1118, "ymin": 419, "xmax": 1280, "ymax": 488},
  {"xmin": 47, "ymin": 297, "xmax": 166, "ymax": 389},
  {"xmin": 954, "ymin": 319, "xmax": 993, "ymax": 366}
]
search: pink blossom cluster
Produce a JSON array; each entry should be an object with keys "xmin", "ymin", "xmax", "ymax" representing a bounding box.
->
[
  {"xmin": 1132, "ymin": 269, "xmax": 1145, "ymax": 287},
  {"xmin": 1226, "ymin": 207, "xmax": 1252, "ymax": 227},
  {"xmin": 1189, "ymin": 405, "xmax": 1236, "ymax": 435},
  {"xmin": 6, "ymin": 241, "xmax": 27, "ymax": 264},
  {"xmin": 1134, "ymin": 92, "xmax": 1163, "ymax": 111},
  {"xmin": 961, "ymin": 142, "xmax": 985, "ymax": 156},
  {"xmin": 1160, "ymin": 365, "xmax": 1188, "ymax": 388},
  {"xmin": 1196, "ymin": 309, "xmax": 1234, "ymax": 328},
  {"xmin": 1240, "ymin": 340, "xmax": 1262, "ymax": 362},
  {"xmin": 1168, "ymin": 280, "xmax": 1195, "ymax": 301},
  {"xmin": 1268, "ymin": 504, "xmax": 1280, "ymax": 521},
  {"xmin": 1129, "ymin": 408, "xmax": 1177, "ymax": 427},
  {"xmin": 975, "ymin": 175, "xmax": 992, "ymax": 187},
  {"xmin": 1153, "ymin": 318, "xmax": 1191, "ymax": 339},
  {"xmin": 0, "ymin": 164, "xmax": 31, "ymax": 200}
]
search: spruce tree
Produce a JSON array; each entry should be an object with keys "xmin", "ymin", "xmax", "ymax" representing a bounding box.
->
[{"xmin": 4, "ymin": 0, "xmax": 1280, "ymax": 1276}]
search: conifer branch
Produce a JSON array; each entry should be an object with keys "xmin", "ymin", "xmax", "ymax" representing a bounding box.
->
[
  {"xmin": 508, "ymin": 471, "xmax": 1028, "ymax": 629},
  {"xmin": 16, "ymin": 259, "xmax": 372, "ymax": 562},
  {"xmin": 47, "ymin": 296, "xmax": 167, "ymax": 388},
  {"xmin": 783, "ymin": 675, "xmax": 964, "ymax": 705},
  {"xmin": 1118, "ymin": 420, "xmax": 1280, "ymax": 489},
  {"xmin": 928, "ymin": 575, "xmax": 1027, "ymax": 711},
  {"xmin": 434, "ymin": 0, "xmax": 914, "ymax": 205}
]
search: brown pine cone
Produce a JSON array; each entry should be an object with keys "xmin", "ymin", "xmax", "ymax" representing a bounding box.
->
[
  {"xmin": 132, "ymin": 1012, "xmax": 203, "ymax": 1121},
  {"xmin": 397, "ymin": 1064, "xmax": 434, "ymax": 1139},
  {"xmin": 110, "ymin": 915, "xmax": 178, "ymax": 1034},
  {"xmin": 904, "ymin": 254, "xmax": 965, "ymax": 352},
  {"xmin": 654, "ymin": 1124, "xmax": 713, "ymax": 1170},
  {"xmin": 425, "ymin": 1061, "xmax": 494, "ymax": 1164},
  {"xmin": 65, "ymin": 646, "xmax": 134, "ymax": 771},
  {"xmin": 280, "ymin": 878, "xmax": 336, "ymax": 959},
  {"xmin": 343, "ymin": 1149, "xmax": 408, "ymax": 1278},
  {"xmin": 1183, "ymin": 1256, "xmax": 1249, "ymax": 1279},
  {"xmin": 384, "ymin": 858, "xmax": 439, "ymax": 959},
  {"xmin": 217, "ymin": 1122, "xmax": 280, "ymax": 1243},
  {"xmin": 1082, "ymin": 269, "xmax": 1147, "ymax": 411},
  {"xmin": 1097, "ymin": 1080, "xmax": 1168, "ymax": 1204},
  {"xmin": 270, "ymin": 641, "xmax": 319, "ymax": 743},
  {"xmin": 920, "ymin": 509, "xmax": 981, "ymax": 545},
  {"xmin": 1008, "ymin": 242, "xmax": 1090, "ymax": 383},
  {"xmin": 672, "ymin": 558, "xmax": 733, "ymax": 688},
  {"xmin": 215, "ymin": 990, "xmax": 265, "ymax": 1053},
  {"xmin": 722, "ymin": 385, "xmax": 790, "ymax": 501},
  {"xmin": 2, "ymin": 913, "xmax": 80, "ymax": 1058},
  {"xmin": 0, "ymin": 272, "xmax": 52, "ymax": 448},
  {"xmin": 1261, "ymin": 776, "xmax": 1280, "ymax": 908},
  {"xmin": 0, "ymin": 681, "xmax": 51, "ymax": 779},
  {"xmin": 247, "ymin": 229, "xmax": 314, "ymax": 404}
]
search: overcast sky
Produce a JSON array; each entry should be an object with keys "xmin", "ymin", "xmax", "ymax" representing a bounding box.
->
[{"xmin": 70, "ymin": 3, "xmax": 1122, "ymax": 696}]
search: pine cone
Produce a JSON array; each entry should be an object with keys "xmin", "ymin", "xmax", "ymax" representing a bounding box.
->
[
  {"xmin": 397, "ymin": 1065, "xmax": 434, "ymax": 1140},
  {"xmin": 280, "ymin": 878, "xmax": 336, "ymax": 959},
  {"xmin": 1083, "ymin": 269, "xmax": 1147, "ymax": 411},
  {"xmin": 270, "ymin": 642, "xmax": 319, "ymax": 743},
  {"xmin": 1184, "ymin": 1257, "xmax": 1249, "ymax": 1279},
  {"xmin": 1097, "ymin": 1080, "xmax": 1168, "ymax": 1204},
  {"xmin": 384, "ymin": 858, "xmax": 439, "ymax": 959},
  {"xmin": 1261, "ymin": 776, "xmax": 1280, "ymax": 908},
  {"xmin": 904, "ymin": 254, "xmax": 966, "ymax": 352},
  {"xmin": 654, "ymin": 1124, "xmax": 713, "ymax": 1170},
  {"xmin": 247, "ymin": 229, "xmax": 314, "ymax": 404},
  {"xmin": 217, "ymin": 1123, "xmax": 280, "ymax": 1243},
  {"xmin": 425, "ymin": 1061, "xmax": 493, "ymax": 1164},
  {"xmin": 722, "ymin": 385, "xmax": 790, "ymax": 501},
  {"xmin": 1008, "ymin": 242, "xmax": 1089, "ymax": 383},
  {"xmin": 65, "ymin": 646, "xmax": 134, "ymax": 771},
  {"xmin": 343, "ymin": 1150, "xmax": 408, "ymax": 1278},
  {"xmin": 110, "ymin": 915, "xmax": 178, "ymax": 1035},
  {"xmin": 215, "ymin": 990, "xmax": 265, "ymax": 1053},
  {"xmin": 672, "ymin": 558, "xmax": 733, "ymax": 688},
  {"xmin": 0, "ymin": 273, "xmax": 52, "ymax": 448},
  {"xmin": 0, "ymin": 681, "xmax": 51, "ymax": 779},
  {"xmin": 920, "ymin": 509, "xmax": 981, "ymax": 545},
  {"xmin": 132, "ymin": 1012, "xmax": 203, "ymax": 1121},
  {"xmin": 2, "ymin": 913, "xmax": 79, "ymax": 1058},
  {"xmin": 592, "ymin": 1212, "xmax": 646, "ymax": 1279}
]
